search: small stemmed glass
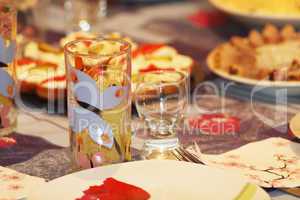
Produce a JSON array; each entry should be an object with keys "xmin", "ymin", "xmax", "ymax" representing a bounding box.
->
[{"xmin": 135, "ymin": 71, "xmax": 188, "ymax": 159}]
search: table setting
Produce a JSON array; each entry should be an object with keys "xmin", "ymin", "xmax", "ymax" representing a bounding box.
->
[{"xmin": 0, "ymin": 0, "xmax": 300, "ymax": 200}]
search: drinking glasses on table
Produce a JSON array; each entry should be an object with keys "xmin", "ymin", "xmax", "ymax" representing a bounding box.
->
[
  {"xmin": 64, "ymin": 0, "xmax": 107, "ymax": 33},
  {"xmin": 65, "ymin": 38, "xmax": 132, "ymax": 170},
  {"xmin": 0, "ymin": 3, "xmax": 17, "ymax": 137},
  {"xmin": 135, "ymin": 71, "xmax": 189, "ymax": 159}
]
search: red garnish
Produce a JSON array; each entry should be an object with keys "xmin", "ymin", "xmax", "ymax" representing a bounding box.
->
[
  {"xmin": 17, "ymin": 58, "xmax": 35, "ymax": 66},
  {"xmin": 35, "ymin": 60, "xmax": 58, "ymax": 68},
  {"xmin": 189, "ymin": 113, "xmax": 240, "ymax": 135},
  {"xmin": 0, "ymin": 137, "xmax": 16, "ymax": 149},
  {"xmin": 17, "ymin": 58, "xmax": 58, "ymax": 69},
  {"xmin": 132, "ymin": 44, "xmax": 165, "ymax": 57},
  {"xmin": 188, "ymin": 10, "xmax": 227, "ymax": 28},
  {"xmin": 139, "ymin": 64, "xmax": 175, "ymax": 73},
  {"xmin": 76, "ymin": 177, "xmax": 150, "ymax": 200},
  {"xmin": 75, "ymin": 56, "xmax": 84, "ymax": 70},
  {"xmin": 40, "ymin": 75, "xmax": 66, "ymax": 85}
]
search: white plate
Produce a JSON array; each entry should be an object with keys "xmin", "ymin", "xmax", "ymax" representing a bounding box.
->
[
  {"xmin": 207, "ymin": 50, "xmax": 300, "ymax": 96},
  {"xmin": 209, "ymin": 0, "xmax": 300, "ymax": 27},
  {"xmin": 28, "ymin": 160, "xmax": 270, "ymax": 200}
]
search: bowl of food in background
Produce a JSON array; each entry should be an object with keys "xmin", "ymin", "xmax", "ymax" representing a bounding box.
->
[{"xmin": 209, "ymin": 0, "xmax": 300, "ymax": 26}]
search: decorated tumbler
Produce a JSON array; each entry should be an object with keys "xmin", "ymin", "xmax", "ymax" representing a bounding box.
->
[
  {"xmin": 0, "ymin": 3, "xmax": 17, "ymax": 137},
  {"xmin": 65, "ymin": 38, "xmax": 132, "ymax": 169}
]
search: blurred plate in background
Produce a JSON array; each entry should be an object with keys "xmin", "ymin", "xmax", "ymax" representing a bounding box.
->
[
  {"xmin": 209, "ymin": 0, "xmax": 300, "ymax": 27},
  {"xmin": 207, "ymin": 52, "xmax": 300, "ymax": 97}
]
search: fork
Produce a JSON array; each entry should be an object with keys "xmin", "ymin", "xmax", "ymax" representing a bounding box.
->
[{"xmin": 172, "ymin": 147, "xmax": 204, "ymax": 164}]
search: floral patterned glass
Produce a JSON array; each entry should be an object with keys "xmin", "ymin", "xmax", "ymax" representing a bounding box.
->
[
  {"xmin": 65, "ymin": 38, "xmax": 132, "ymax": 170},
  {"xmin": 0, "ymin": 3, "xmax": 17, "ymax": 137}
]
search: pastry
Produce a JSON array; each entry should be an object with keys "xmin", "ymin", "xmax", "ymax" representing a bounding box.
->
[{"xmin": 208, "ymin": 24, "xmax": 300, "ymax": 82}]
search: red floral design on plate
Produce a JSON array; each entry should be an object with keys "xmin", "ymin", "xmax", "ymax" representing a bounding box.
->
[
  {"xmin": 226, "ymin": 154, "xmax": 240, "ymax": 159},
  {"xmin": 222, "ymin": 161, "xmax": 246, "ymax": 168},
  {"xmin": 76, "ymin": 177, "xmax": 150, "ymax": 200},
  {"xmin": 7, "ymin": 184, "xmax": 22, "ymax": 191},
  {"xmin": 274, "ymin": 141, "xmax": 289, "ymax": 147},
  {"xmin": 7, "ymin": 174, "xmax": 22, "ymax": 181}
]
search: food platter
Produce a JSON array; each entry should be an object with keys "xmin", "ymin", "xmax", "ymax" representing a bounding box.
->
[
  {"xmin": 207, "ymin": 51, "xmax": 300, "ymax": 96},
  {"xmin": 206, "ymin": 23, "xmax": 300, "ymax": 96},
  {"xmin": 209, "ymin": 0, "xmax": 300, "ymax": 26},
  {"xmin": 17, "ymin": 32, "xmax": 198, "ymax": 101}
]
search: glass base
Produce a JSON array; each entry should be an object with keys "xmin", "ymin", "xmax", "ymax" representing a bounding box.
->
[{"xmin": 141, "ymin": 137, "xmax": 179, "ymax": 160}]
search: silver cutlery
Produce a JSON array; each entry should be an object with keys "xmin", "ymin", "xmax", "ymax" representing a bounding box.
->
[{"xmin": 172, "ymin": 147, "xmax": 204, "ymax": 164}]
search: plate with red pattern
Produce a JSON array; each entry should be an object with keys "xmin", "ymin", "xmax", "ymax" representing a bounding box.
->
[{"xmin": 28, "ymin": 160, "xmax": 269, "ymax": 200}]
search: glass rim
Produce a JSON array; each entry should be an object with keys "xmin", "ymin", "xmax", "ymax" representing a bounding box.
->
[{"xmin": 64, "ymin": 37, "xmax": 131, "ymax": 59}]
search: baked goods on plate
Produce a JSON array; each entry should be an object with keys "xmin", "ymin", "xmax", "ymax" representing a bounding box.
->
[
  {"xmin": 60, "ymin": 31, "xmax": 138, "ymax": 51},
  {"xmin": 207, "ymin": 24, "xmax": 300, "ymax": 88},
  {"xmin": 132, "ymin": 44, "xmax": 194, "ymax": 91},
  {"xmin": 16, "ymin": 41, "xmax": 65, "ymax": 100},
  {"xmin": 17, "ymin": 33, "xmax": 197, "ymax": 100}
]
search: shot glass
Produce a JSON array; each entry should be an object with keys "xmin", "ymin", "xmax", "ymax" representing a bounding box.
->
[{"xmin": 135, "ymin": 71, "xmax": 188, "ymax": 159}]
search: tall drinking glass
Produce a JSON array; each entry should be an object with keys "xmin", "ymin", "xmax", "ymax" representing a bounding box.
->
[
  {"xmin": 65, "ymin": 38, "xmax": 131, "ymax": 170},
  {"xmin": 0, "ymin": 3, "xmax": 17, "ymax": 137}
]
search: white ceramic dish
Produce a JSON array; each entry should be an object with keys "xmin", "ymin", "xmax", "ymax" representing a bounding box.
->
[
  {"xmin": 28, "ymin": 160, "xmax": 270, "ymax": 200},
  {"xmin": 209, "ymin": 0, "xmax": 300, "ymax": 27},
  {"xmin": 207, "ymin": 50, "xmax": 300, "ymax": 96}
]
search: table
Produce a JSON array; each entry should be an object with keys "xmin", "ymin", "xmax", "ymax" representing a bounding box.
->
[{"xmin": 2, "ymin": 1, "xmax": 300, "ymax": 199}]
